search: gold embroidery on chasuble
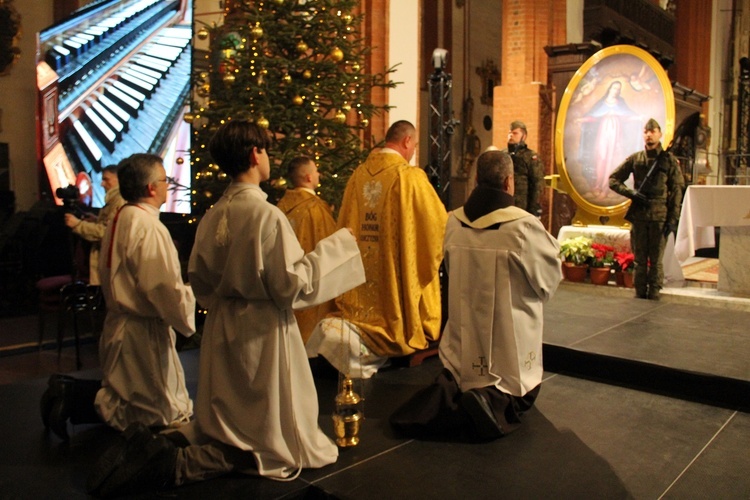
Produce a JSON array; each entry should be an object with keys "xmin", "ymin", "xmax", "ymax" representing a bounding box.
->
[{"xmin": 335, "ymin": 152, "xmax": 447, "ymax": 357}]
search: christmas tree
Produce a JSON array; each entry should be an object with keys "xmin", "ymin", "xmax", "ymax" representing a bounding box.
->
[{"xmin": 188, "ymin": 0, "xmax": 398, "ymax": 217}]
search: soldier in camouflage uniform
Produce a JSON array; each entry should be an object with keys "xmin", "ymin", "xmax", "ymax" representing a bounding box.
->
[
  {"xmin": 503, "ymin": 120, "xmax": 545, "ymax": 216},
  {"xmin": 608, "ymin": 119, "xmax": 684, "ymax": 300}
]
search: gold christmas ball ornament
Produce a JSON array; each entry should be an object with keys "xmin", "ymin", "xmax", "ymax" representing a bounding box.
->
[
  {"xmin": 176, "ymin": 157, "xmax": 184, "ymax": 165},
  {"xmin": 334, "ymin": 110, "xmax": 347, "ymax": 123},
  {"xmin": 330, "ymin": 47, "xmax": 344, "ymax": 62},
  {"xmin": 296, "ymin": 41, "xmax": 308, "ymax": 53},
  {"xmin": 342, "ymin": 13, "xmax": 353, "ymax": 24},
  {"xmin": 361, "ymin": 117, "xmax": 370, "ymax": 127},
  {"xmin": 272, "ymin": 0, "xmax": 284, "ymax": 4},
  {"xmin": 271, "ymin": 177, "xmax": 287, "ymax": 188},
  {"xmin": 251, "ymin": 23, "xmax": 264, "ymax": 40},
  {"xmin": 199, "ymin": 71, "xmax": 209, "ymax": 80},
  {"xmin": 282, "ymin": 74, "xmax": 292, "ymax": 84},
  {"xmin": 223, "ymin": 73, "xmax": 236, "ymax": 84},
  {"xmin": 197, "ymin": 27, "xmax": 209, "ymax": 40},
  {"xmin": 256, "ymin": 116, "xmax": 270, "ymax": 129},
  {"xmin": 302, "ymin": 69, "xmax": 312, "ymax": 79},
  {"xmin": 351, "ymin": 62, "xmax": 361, "ymax": 72},
  {"xmin": 197, "ymin": 83, "xmax": 211, "ymax": 97},
  {"xmin": 341, "ymin": 103, "xmax": 351, "ymax": 112},
  {"xmin": 292, "ymin": 95, "xmax": 304, "ymax": 106},
  {"xmin": 183, "ymin": 113, "xmax": 195, "ymax": 123}
]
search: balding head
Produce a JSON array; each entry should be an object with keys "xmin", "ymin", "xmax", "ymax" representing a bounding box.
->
[{"xmin": 384, "ymin": 120, "xmax": 417, "ymax": 162}]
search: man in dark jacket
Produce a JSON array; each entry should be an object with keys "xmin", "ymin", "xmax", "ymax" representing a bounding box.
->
[
  {"xmin": 502, "ymin": 120, "xmax": 544, "ymax": 216},
  {"xmin": 609, "ymin": 118, "xmax": 684, "ymax": 300}
]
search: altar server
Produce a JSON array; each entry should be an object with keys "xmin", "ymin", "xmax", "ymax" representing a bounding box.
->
[{"xmin": 88, "ymin": 121, "xmax": 365, "ymax": 497}]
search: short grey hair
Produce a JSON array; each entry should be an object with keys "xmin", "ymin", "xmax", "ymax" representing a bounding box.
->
[
  {"xmin": 117, "ymin": 153, "xmax": 163, "ymax": 202},
  {"xmin": 476, "ymin": 150, "xmax": 513, "ymax": 189}
]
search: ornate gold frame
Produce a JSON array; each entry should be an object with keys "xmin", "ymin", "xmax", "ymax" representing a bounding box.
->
[{"xmin": 554, "ymin": 45, "xmax": 675, "ymax": 226}]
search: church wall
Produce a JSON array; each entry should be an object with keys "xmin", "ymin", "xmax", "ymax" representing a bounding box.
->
[
  {"xmin": 362, "ymin": 0, "xmax": 390, "ymax": 145},
  {"xmin": 672, "ymin": 0, "xmax": 712, "ymax": 97},
  {"xmin": 386, "ymin": 0, "xmax": 420, "ymax": 163},
  {"xmin": 0, "ymin": 1, "xmax": 54, "ymax": 211},
  {"xmin": 440, "ymin": 0, "xmax": 502, "ymax": 207}
]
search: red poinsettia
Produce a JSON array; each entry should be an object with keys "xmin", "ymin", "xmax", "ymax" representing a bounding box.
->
[
  {"xmin": 613, "ymin": 251, "xmax": 635, "ymax": 272},
  {"xmin": 590, "ymin": 243, "xmax": 615, "ymax": 268}
]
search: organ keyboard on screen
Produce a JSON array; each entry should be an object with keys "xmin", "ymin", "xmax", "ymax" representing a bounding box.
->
[{"xmin": 36, "ymin": 0, "xmax": 191, "ymax": 209}]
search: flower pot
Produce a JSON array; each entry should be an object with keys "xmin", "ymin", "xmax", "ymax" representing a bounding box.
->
[
  {"xmin": 589, "ymin": 266, "xmax": 612, "ymax": 285},
  {"xmin": 563, "ymin": 262, "xmax": 588, "ymax": 282},
  {"xmin": 615, "ymin": 270, "xmax": 634, "ymax": 288}
]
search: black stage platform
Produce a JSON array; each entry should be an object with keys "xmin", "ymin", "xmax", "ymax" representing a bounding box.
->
[{"xmin": 1, "ymin": 284, "xmax": 748, "ymax": 499}]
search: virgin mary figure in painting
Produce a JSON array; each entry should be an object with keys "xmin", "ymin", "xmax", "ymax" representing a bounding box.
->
[{"xmin": 577, "ymin": 80, "xmax": 642, "ymax": 200}]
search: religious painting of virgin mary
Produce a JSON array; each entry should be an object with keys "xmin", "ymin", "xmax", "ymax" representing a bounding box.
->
[{"xmin": 555, "ymin": 45, "xmax": 674, "ymax": 212}]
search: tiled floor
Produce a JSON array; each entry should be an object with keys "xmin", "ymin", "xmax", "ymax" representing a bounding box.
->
[{"xmin": 0, "ymin": 281, "xmax": 748, "ymax": 499}]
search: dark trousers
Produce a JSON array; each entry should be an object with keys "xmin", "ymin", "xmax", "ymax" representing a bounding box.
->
[
  {"xmin": 389, "ymin": 369, "xmax": 539, "ymax": 441},
  {"xmin": 630, "ymin": 221, "xmax": 667, "ymax": 294}
]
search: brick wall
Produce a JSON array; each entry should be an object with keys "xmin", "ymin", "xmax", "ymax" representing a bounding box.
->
[{"xmin": 363, "ymin": 0, "xmax": 389, "ymax": 143}]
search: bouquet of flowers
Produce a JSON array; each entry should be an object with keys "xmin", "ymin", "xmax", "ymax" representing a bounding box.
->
[
  {"xmin": 613, "ymin": 251, "xmax": 635, "ymax": 273},
  {"xmin": 559, "ymin": 236, "xmax": 594, "ymax": 266},
  {"xmin": 590, "ymin": 243, "xmax": 615, "ymax": 268}
]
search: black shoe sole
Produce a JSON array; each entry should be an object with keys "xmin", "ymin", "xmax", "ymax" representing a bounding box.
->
[
  {"xmin": 460, "ymin": 391, "xmax": 503, "ymax": 441},
  {"xmin": 86, "ymin": 423, "xmax": 153, "ymax": 495},
  {"xmin": 98, "ymin": 433, "xmax": 177, "ymax": 498},
  {"xmin": 41, "ymin": 374, "xmax": 75, "ymax": 432}
]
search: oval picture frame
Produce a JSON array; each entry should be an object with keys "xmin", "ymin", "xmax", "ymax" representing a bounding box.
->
[{"xmin": 555, "ymin": 45, "xmax": 674, "ymax": 217}]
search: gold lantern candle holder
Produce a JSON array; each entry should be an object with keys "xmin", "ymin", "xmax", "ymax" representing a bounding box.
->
[{"xmin": 332, "ymin": 374, "xmax": 364, "ymax": 447}]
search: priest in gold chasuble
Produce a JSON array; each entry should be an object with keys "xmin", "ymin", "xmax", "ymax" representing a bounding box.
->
[
  {"xmin": 277, "ymin": 157, "xmax": 338, "ymax": 343},
  {"xmin": 307, "ymin": 120, "xmax": 448, "ymax": 376}
]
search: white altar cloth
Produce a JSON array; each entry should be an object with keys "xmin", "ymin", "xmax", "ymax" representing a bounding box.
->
[
  {"xmin": 674, "ymin": 185, "xmax": 750, "ymax": 295},
  {"xmin": 674, "ymin": 185, "xmax": 750, "ymax": 262}
]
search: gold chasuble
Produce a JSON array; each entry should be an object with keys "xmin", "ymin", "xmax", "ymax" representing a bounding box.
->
[
  {"xmin": 334, "ymin": 150, "xmax": 447, "ymax": 357},
  {"xmin": 277, "ymin": 188, "xmax": 337, "ymax": 343}
]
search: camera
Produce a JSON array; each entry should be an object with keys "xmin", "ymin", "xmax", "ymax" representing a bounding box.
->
[{"xmin": 56, "ymin": 185, "xmax": 80, "ymax": 214}]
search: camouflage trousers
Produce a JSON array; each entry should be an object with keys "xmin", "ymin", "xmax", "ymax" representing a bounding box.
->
[{"xmin": 630, "ymin": 221, "xmax": 667, "ymax": 297}]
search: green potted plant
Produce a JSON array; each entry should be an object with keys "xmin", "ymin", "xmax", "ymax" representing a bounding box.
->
[{"xmin": 559, "ymin": 236, "xmax": 594, "ymax": 282}]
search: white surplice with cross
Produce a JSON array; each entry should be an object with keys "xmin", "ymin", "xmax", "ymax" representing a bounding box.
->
[{"xmin": 438, "ymin": 206, "xmax": 562, "ymax": 397}]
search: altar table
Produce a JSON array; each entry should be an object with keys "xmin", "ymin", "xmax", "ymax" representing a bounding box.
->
[{"xmin": 674, "ymin": 185, "xmax": 750, "ymax": 295}]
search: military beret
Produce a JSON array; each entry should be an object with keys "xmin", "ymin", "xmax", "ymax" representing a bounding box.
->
[
  {"xmin": 644, "ymin": 118, "xmax": 661, "ymax": 131},
  {"xmin": 510, "ymin": 120, "xmax": 527, "ymax": 133}
]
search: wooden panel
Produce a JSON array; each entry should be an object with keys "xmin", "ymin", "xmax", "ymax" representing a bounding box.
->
[{"xmin": 672, "ymin": 0, "xmax": 712, "ymax": 97}]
